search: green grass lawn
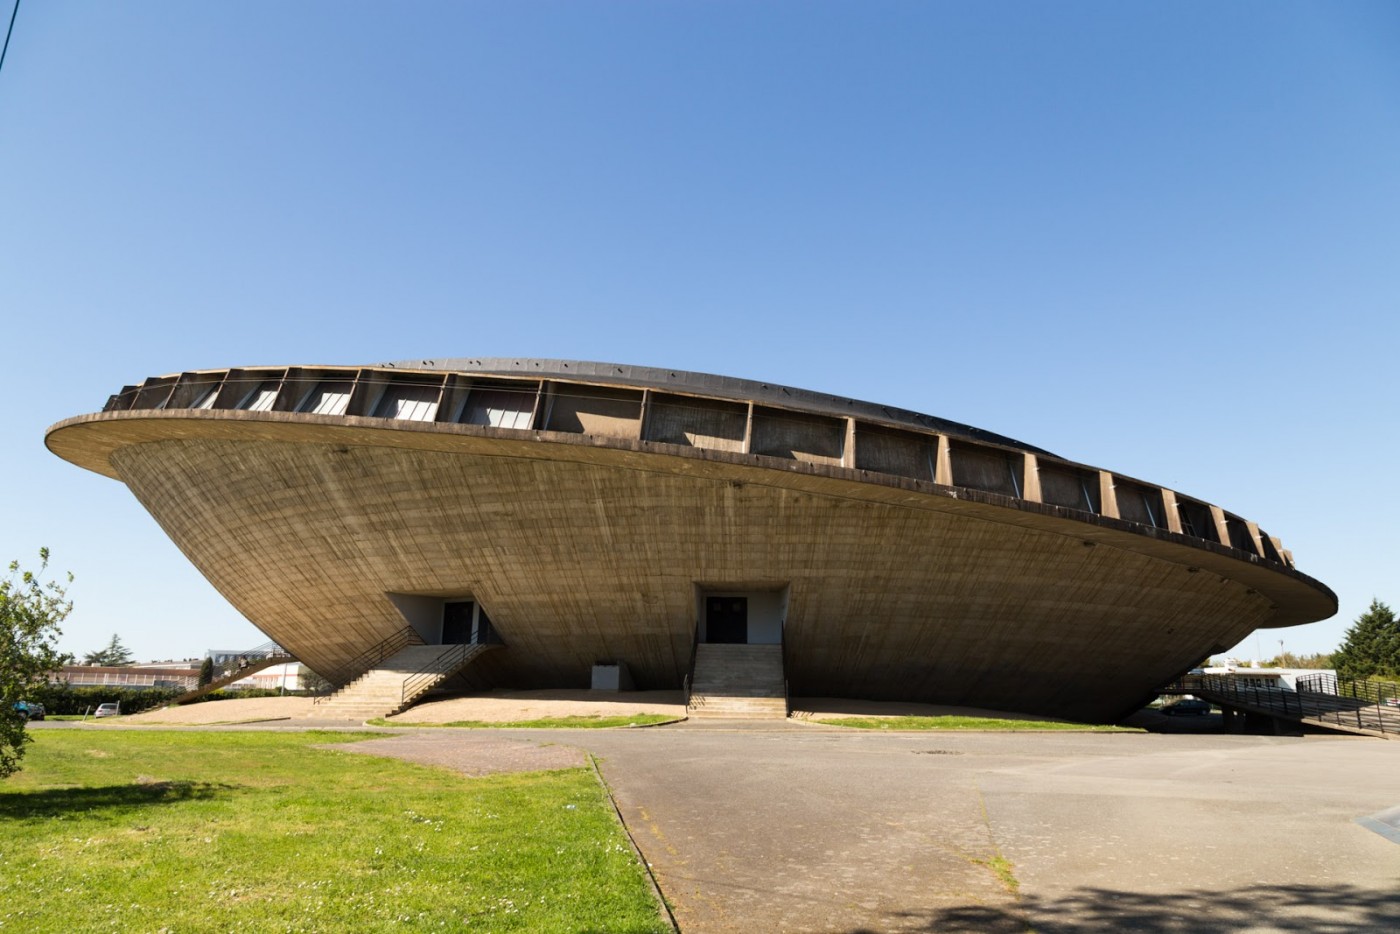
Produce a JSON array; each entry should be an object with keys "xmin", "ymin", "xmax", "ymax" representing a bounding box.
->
[
  {"xmin": 372, "ymin": 714, "xmax": 679, "ymax": 730},
  {"xmin": 813, "ymin": 715, "xmax": 1140, "ymax": 731},
  {"xmin": 0, "ymin": 731, "xmax": 668, "ymax": 933}
]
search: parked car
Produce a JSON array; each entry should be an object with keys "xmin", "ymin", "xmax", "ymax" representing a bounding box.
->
[
  {"xmin": 1163, "ymin": 698, "xmax": 1211, "ymax": 716},
  {"xmin": 94, "ymin": 702, "xmax": 120, "ymax": 718},
  {"xmin": 26, "ymin": 703, "xmax": 45, "ymax": 721},
  {"xmin": 12, "ymin": 701, "xmax": 30, "ymax": 720}
]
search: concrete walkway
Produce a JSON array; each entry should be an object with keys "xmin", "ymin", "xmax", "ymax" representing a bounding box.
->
[{"xmin": 330, "ymin": 723, "xmax": 1400, "ymax": 933}]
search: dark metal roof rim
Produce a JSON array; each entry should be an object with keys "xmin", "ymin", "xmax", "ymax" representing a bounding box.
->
[{"xmin": 376, "ymin": 357, "xmax": 1057, "ymax": 456}]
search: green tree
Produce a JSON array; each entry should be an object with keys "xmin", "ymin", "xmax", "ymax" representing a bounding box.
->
[
  {"xmin": 1258, "ymin": 651, "xmax": 1337, "ymax": 670},
  {"xmin": 299, "ymin": 667, "xmax": 332, "ymax": 694},
  {"xmin": 1332, "ymin": 599, "xmax": 1400, "ymax": 681},
  {"xmin": 82, "ymin": 633, "xmax": 134, "ymax": 667},
  {"xmin": 197, "ymin": 656, "xmax": 215, "ymax": 687},
  {"xmin": 1, "ymin": 550, "xmax": 73, "ymax": 778}
]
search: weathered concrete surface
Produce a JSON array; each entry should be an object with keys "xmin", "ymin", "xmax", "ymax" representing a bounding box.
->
[
  {"xmin": 587, "ymin": 729, "xmax": 1009, "ymax": 931},
  {"xmin": 50, "ymin": 391, "xmax": 1335, "ymax": 721},
  {"xmin": 350, "ymin": 726, "xmax": 1400, "ymax": 933}
]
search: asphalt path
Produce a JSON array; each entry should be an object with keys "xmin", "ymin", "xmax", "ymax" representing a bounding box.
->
[{"xmin": 315, "ymin": 723, "xmax": 1400, "ymax": 933}]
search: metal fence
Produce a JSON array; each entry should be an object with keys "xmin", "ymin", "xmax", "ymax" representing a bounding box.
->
[{"xmin": 1169, "ymin": 673, "xmax": 1398, "ymax": 737}]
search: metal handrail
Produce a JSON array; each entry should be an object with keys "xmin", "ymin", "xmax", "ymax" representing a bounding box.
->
[
  {"xmin": 683, "ymin": 620, "xmax": 700, "ymax": 705},
  {"xmin": 1298, "ymin": 672, "xmax": 1400, "ymax": 704},
  {"xmin": 780, "ymin": 614, "xmax": 790, "ymax": 715},
  {"xmin": 1166, "ymin": 673, "xmax": 1398, "ymax": 736},
  {"xmin": 400, "ymin": 634, "xmax": 503, "ymax": 707},
  {"xmin": 1295, "ymin": 673, "xmax": 1400, "ymax": 735},
  {"xmin": 313, "ymin": 626, "xmax": 418, "ymax": 704},
  {"xmin": 172, "ymin": 642, "xmax": 296, "ymax": 705},
  {"xmin": 401, "ymin": 644, "xmax": 469, "ymax": 707},
  {"xmin": 208, "ymin": 641, "xmax": 291, "ymax": 677}
]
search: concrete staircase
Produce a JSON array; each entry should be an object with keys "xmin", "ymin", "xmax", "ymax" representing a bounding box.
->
[
  {"xmin": 687, "ymin": 644, "xmax": 788, "ymax": 720},
  {"xmin": 308, "ymin": 643, "xmax": 498, "ymax": 721}
]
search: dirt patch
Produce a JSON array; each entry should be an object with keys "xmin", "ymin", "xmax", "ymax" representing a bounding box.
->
[
  {"xmin": 122, "ymin": 696, "xmax": 315, "ymax": 724},
  {"xmin": 119, "ymin": 692, "xmax": 1044, "ymax": 727},
  {"xmin": 790, "ymin": 697, "xmax": 1055, "ymax": 721},
  {"xmin": 384, "ymin": 689, "xmax": 687, "ymax": 724}
]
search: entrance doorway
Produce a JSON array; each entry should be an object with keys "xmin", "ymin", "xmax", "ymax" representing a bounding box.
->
[
  {"xmin": 706, "ymin": 596, "xmax": 748, "ymax": 644},
  {"xmin": 442, "ymin": 601, "xmax": 496, "ymax": 645},
  {"xmin": 442, "ymin": 602, "xmax": 473, "ymax": 644}
]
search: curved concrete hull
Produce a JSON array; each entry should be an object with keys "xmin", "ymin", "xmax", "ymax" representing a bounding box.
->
[
  {"xmin": 53, "ymin": 421, "xmax": 1312, "ymax": 721},
  {"xmin": 46, "ymin": 360, "xmax": 1335, "ymax": 722}
]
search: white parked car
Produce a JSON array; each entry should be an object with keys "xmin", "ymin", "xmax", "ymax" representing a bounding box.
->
[{"xmin": 94, "ymin": 703, "xmax": 120, "ymax": 718}]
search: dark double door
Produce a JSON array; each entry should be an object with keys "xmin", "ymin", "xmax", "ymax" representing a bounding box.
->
[
  {"xmin": 443, "ymin": 601, "xmax": 496, "ymax": 645},
  {"xmin": 706, "ymin": 597, "xmax": 748, "ymax": 644}
]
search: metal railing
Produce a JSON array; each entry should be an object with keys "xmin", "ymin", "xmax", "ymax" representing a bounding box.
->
[
  {"xmin": 781, "ymin": 616, "xmax": 790, "ymax": 716},
  {"xmin": 1296, "ymin": 673, "xmax": 1400, "ymax": 736},
  {"xmin": 1166, "ymin": 673, "xmax": 1399, "ymax": 737},
  {"xmin": 683, "ymin": 621, "xmax": 700, "ymax": 705},
  {"xmin": 173, "ymin": 641, "xmax": 293, "ymax": 704},
  {"xmin": 1297, "ymin": 672, "xmax": 1399, "ymax": 705},
  {"xmin": 400, "ymin": 636, "xmax": 502, "ymax": 708},
  {"xmin": 313, "ymin": 626, "xmax": 419, "ymax": 704}
]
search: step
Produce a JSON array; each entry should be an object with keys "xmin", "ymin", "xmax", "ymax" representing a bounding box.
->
[
  {"xmin": 688, "ymin": 697, "xmax": 789, "ymax": 711},
  {"xmin": 689, "ymin": 706, "xmax": 789, "ymax": 720},
  {"xmin": 312, "ymin": 643, "xmax": 499, "ymax": 720},
  {"xmin": 687, "ymin": 643, "xmax": 787, "ymax": 720}
]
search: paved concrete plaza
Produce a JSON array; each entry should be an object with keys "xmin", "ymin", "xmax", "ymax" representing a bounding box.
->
[{"xmin": 340, "ymin": 723, "xmax": 1400, "ymax": 933}]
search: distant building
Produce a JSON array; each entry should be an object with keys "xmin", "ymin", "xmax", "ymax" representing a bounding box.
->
[
  {"xmin": 1201, "ymin": 666, "xmax": 1337, "ymax": 692},
  {"xmin": 131, "ymin": 658, "xmax": 202, "ymax": 670},
  {"xmin": 226, "ymin": 662, "xmax": 307, "ymax": 692},
  {"xmin": 55, "ymin": 664, "xmax": 200, "ymax": 691}
]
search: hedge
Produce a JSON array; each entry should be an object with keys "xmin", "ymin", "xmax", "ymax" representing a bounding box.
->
[{"xmin": 25, "ymin": 685, "xmax": 308, "ymax": 716}]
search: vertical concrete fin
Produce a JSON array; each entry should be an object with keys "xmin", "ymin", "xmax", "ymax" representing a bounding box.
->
[
  {"xmin": 1022, "ymin": 453, "xmax": 1042, "ymax": 503},
  {"xmin": 1210, "ymin": 505, "xmax": 1231, "ymax": 547},
  {"xmin": 1099, "ymin": 471, "xmax": 1120, "ymax": 519},
  {"xmin": 1161, "ymin": 489, "xmax": 1183, "ymax": 534},
  {"xmin": 935, "ymin": 435, "xmax": 953, "ymax": 486},
  {"xmin": 1245, "ymin": 520, "xmax": 1265, "ymax": 557},
  {"xmin": 638, "ymin": 388, "xmax": 653, "ymax": 441}
]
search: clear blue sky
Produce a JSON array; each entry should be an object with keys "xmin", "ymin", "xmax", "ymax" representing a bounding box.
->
[{"xmin": 2, "ymin": 2, "xmax": 1396, "ymax": 664}]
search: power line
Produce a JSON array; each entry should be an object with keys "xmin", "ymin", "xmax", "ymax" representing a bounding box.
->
[{"xmin": 0, "ymin": 0, "xmax": 20, "ymax": 80}]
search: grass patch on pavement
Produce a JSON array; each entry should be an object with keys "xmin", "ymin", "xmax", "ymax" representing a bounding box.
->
[
  {"xmin": 0, "ymin": 731, "xmax": 668, "ymax": 933},
  {"xmin": 373, "ymin": 714, "xmax": 679, "ymax": 729},
  {"xmin": 973, "ymin": 855, "xmax": 1021, "ymax": 894},
  {"xmin": 814, "ymin": 715, "xmax": 1140, "ymax": 732}
]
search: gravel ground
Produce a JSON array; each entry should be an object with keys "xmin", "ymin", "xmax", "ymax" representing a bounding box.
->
[
  {"xmin": 789, "ymin": 697, "xmax": 1070, "ymax": 720},
  {"xmin": 121, "ymin": 691, "xmax": 1051, "ymax": 726},
  {"xmin": 385, "ymin": 689, "xmax": 688, "ymax": 723},
  {"xmin": 123, "ymin": 696, "xmax": 315, "ymax": 724}
]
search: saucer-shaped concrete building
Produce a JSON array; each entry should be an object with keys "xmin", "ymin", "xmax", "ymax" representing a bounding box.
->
[{"xmin": 46, "ymin": 358, "xmax": 1335, "ymax": 721}]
